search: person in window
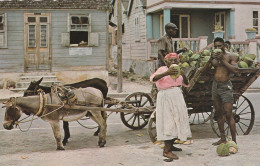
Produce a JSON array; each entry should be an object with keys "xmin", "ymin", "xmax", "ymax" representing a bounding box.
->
[
  {"xmin": 150, "ymin": 53, "xmax": 192, "ymax": 160},
  {"xmin": 157, "ymin": 22, "xmax": 187, "ymax": 68},
  {"xmin": 224, "ymin": 41, "xmax": 232, "ymax": 52},
  {"xmin": 204, "ymin": 37, "xmax": 238, "ymax": 145}
]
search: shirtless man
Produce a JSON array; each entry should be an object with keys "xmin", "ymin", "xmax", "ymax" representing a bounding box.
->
[{"xmin": 207, "ymin": 37, "xmax": 238, "ymax": 145}]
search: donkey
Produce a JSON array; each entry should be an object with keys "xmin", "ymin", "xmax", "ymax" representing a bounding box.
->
[
  {"xmin": 24, "ymin": 77, "xmax": 108, "ymax": 145},
  {"xmin": 3, "ymin": 87, "xmax": 107, "ymax": 150}
]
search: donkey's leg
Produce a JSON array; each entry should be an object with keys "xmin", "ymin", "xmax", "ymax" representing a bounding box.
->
[
  {"xmin": 62, "ymin": 121, "xmax": 70, "ymax": 146},
  {"xmin": 89, "ymin": 110, "xmax": 107, "ymax": 147},
  {"xmin": 93, "ymin": 111, "xmax": 107, "ymax": 136},
  {"xmin": 50, "ymin": 121, "xmax": 65, "ymax": 150}
]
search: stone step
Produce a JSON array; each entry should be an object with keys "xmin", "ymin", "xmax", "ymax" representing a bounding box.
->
[
  {"xmin": 10, "ymin": 88, "xmax": 27, "ymax": 93},
  {"xmin": 16, "ymin": 80, "xmax": 61, "ymax": 89},
  {"xmin": 19, "ymin": 75, "xmax": 58, "ymax": 82}
]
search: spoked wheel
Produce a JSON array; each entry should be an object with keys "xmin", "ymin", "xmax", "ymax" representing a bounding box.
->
[
  {"xmin": 120, "ymin": 92, "xmax": 154, "ymax": 130},
  {"xmin": 210, "ymin": 94, "xmax": 255, "ymax": 137},
  {"xmin": 147, "ymin": 111, "xmax": 157, "ymax": 143},
  {"xmin": 188, "ymin": 108, "xmax": 212, "ymax": 125}
]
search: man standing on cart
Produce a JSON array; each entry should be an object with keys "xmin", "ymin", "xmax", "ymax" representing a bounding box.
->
[
  {"xmin": 207, "ymin": 37, "xmax": 239, "ymax": 145},
  {"xmin": 157, "ymin": 23, "xmax": 186, "ymax": 68}
]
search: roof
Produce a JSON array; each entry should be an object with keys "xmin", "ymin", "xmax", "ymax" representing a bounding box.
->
[{"xmin": 0, "ymin": 0, "xmax": 111, "ymax": 10}]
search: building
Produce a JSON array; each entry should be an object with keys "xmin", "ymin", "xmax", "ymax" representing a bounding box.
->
[
  {"xmin": 0, "ymin": 0, "xmax": 111, "ymax": 83},
  {"xmin": 110, "ymin": 0, "xmax": 260, "ymax": 79}
]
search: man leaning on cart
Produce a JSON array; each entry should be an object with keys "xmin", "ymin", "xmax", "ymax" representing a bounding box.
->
[{"xmin": 204, "ymin": 37, "xmax": 239, "ymax": 145}]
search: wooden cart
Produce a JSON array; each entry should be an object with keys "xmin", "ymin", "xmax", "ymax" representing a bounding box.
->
[{"xmin": 148, "ymin": 65, "xmax": 260, "ymax": 143}]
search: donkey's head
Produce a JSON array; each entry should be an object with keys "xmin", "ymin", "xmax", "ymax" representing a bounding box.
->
[
  {"xmin": 24, "ymin": 77, "xmax": 43, "ymax": 97},
  {"xmin": 2, "ymin": 97, "xmax": 22, "ymax": 130}
]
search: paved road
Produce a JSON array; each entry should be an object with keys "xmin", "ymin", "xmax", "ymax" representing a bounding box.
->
[{"xmin": 0, "ymin": 93, "xmax": 259, "ymax": 166}]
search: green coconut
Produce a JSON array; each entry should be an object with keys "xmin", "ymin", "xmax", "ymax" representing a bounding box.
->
[
  {"xmin": 190, "ymin": 61, "xmax": 198, "ymax": 67},
  {"xmin": 190, "ymin": 54, "xmax": 201, "ymax": 61},
  {"xmin": 200, "ymin": 61, "xmax": 208, "ymax": 67},
  {"xmin": 180, "ymin": 54, "xmax": 190, "ymax": 63},
  {"xmin": 226, "ymin": 140, "xmax": 238, "ymax": 154},
  {"xmin": 169, "ymin": 64, "xmax": 181, "ymax": 79},
  {"xmin": 243, "ymin": 57, "xmax": 254, "ymax": 66},
  {"xmin": 216, "ymin": 143, "xmax": 230, "ymax": 156},
  {"xmin": 249, "ymin": 63, "xmax": 256, "ymax": 69},
  {"xmin": 233, "ymin": 53, "xmax": 240, "ymax": 61},
  {"xmin": 182, "ymin": 50, "xmax": 194, "ymax": 57},
  {"xmin": 246, "ymin": 54, "xmax": 256, "ymax": 60},
  {"xmin": 238, "ymin": 61, "xmax": 249, "ymax": 68},
  {"xmin": 181, "ymin": 62, "xmax": 190, "ymax": 68},
  {"xmin": 201, "ymin": 50, "xmax": 210, "ymax": 57},
  {"xmin": 211, "ymin": 49, "xmax": 223, "ymax": 60},
  {"xmin": 202, "ymin": 56, "xmax": 211, "ymax": 62}
]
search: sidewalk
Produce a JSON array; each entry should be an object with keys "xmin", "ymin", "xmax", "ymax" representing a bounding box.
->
[{"xmin": 0, "ymin": 134, "xmax": 259, "ymax": 166}]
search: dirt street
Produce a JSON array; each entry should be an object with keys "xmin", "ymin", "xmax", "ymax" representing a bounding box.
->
[{"xmin": 0, "ymin": 76, "xmax": 260, "ymax": 166}]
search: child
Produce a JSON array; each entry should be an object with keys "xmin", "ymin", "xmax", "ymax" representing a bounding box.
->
[{"xmin": 150, "ymin": 53, "xmax": 192, "ymax": 160}]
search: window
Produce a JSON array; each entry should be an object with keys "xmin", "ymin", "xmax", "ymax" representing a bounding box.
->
[
  {"xmin": 69, "ymin": 14, "xmax": 91, "ymax": 46},
  {"xmin": 215, "ymin": 12, "xmax": 225, "ymax": 31},
  {"xmin": 135, "ymin": 16, "xmax": 140, "ymax": 41},
  {"xmin": 253, "ymin": 11, "xmax": 258, "ymax": 34},
  {"xmin": 0, "ymin": 13, "xmax": 7, "ymax": 48},
  {"xmin": 171, "ymin": 14, "xmax": 190, "ymax": 38}
]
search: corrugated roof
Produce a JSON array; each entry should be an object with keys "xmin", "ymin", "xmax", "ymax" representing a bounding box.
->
[{"xmin": 0, "ymin": 0, "xmax": 111, "ymax": 10}]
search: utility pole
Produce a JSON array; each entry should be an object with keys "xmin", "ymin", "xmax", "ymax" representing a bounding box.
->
[{"xmin": 117, "ymin": 0, "xmax": 123, "ymax": 92}]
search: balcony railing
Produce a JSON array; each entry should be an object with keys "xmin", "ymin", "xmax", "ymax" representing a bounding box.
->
[{"xmin": 148, "ymin": 38, "xmax": 201, "ymax": 59}]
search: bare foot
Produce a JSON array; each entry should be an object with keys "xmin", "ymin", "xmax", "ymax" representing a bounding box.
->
[{"xmin": 212, "ymin": 139, "xmax": 226, "ymax": 146}]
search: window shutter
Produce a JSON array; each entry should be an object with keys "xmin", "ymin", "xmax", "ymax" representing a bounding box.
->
[
  {"xmin": 61, "ymin": 32, "xmax": 70, "ymax": 47},
  {"xmin": 0, "ymin": 33, "xmax": 4, "ymax": 47},
  {"xmin": 88, "ymin": 32, "xmax": 99, "ymax": 46}
]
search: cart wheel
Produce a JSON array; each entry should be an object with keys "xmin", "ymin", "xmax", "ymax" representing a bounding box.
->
[
  {"xmin": 210, "ymin": 94, "xmax": 255, "ymax": 137},
  {"xmin": 188, "ymin": 108, "xmax": 212, "ymax": 125},
  {"xmin": 147, "ymin": 111, "xmax": 157, "ymax": 143},
  {"xmin": 120, "ymin": 92, "xmax": 154, "ymax": 130}
]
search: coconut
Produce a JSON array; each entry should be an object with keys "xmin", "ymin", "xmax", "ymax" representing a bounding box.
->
[
  {"xmin": 246, "ymin": 54, "xmax": 256, "ymax": 60},
  {"xmin": 202, "ymin": 56, "xmax": 211, "ymax": 62},
  {"xmin": 216, "ymin": 143, "xmax": 230, "ymax": 156},
  {"xmin": 233, "ymin": 53, "xmax": 240, "ymax": 61},
  {"xmin": 169, "ymin": 64, "xmax": 181, "ymax": 79},
  {"xmin": 238, "ymin": 61, "xmax": 248, "ymax": 68},
  {"xmin": 190, "ymin": 61, "xmax": 197, "ymax": 67},
  {"xmin": 211, "ymin": 49, "xmax": 223, "ymax": 60},
  {"xmin": 181, "ymin": 62, "xmax": 190, "ymax": 68},
  {"xmin": 243, "ymin": 57, "xmax": 254, "ymax": 66},
  {"xmin": 182, "ymin": 50, "xmax": 193, "ymax": 57},
  {"xmin": 200, "ymin": 61, "xmax": 208, "ymax": 67},
  {"xmin": 226, "ymin": 141, "xmax": 238, "ymax": 154},
  {"xmin": 190, "ymin": 54, "xmax": 200, "ymax": 61},
  {"xmin": 201, "ymin": 50, "xmax": 210, "ymax": 57},
  {"xmin": 180, "ymin": 54, "xmax": 190, "ymax": 63}
]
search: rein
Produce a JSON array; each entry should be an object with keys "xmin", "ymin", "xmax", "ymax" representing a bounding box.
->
[{"xmin": 13, "ymin": 91, "xmax": 65, "ymax": 131}]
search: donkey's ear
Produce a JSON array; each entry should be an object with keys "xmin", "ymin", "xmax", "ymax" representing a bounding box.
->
[{"xmin": 36, "ymin": 77, "xmax": 43, "ymax": 85}]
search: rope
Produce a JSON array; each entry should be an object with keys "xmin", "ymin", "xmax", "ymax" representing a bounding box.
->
[{"xmin": 17, "ymin": 115, "xmax": 35, "ymax": 132}]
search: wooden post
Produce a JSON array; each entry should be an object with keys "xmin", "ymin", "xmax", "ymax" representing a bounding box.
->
[{"xmin": 117, "ymin": 0, "xmax": 123, "ymax": 92}]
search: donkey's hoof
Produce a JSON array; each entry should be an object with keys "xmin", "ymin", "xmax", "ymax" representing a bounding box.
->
[
  {"xmin": 57, "ymin": 146, "xmax": 65, "ymax": 150},
  {"xmin": 62, "ymin": 139, "xmax": 68, "ymax": 146},
  {"xmin": 98, "ymin": 141, "xmax": 106, "ymax": 147}
]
